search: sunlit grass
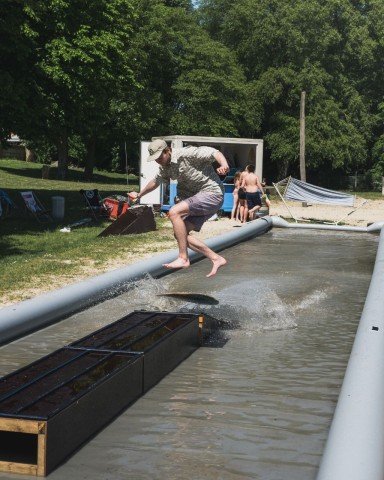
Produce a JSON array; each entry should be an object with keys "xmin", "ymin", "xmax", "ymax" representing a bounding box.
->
[{"xmin": 0, "ymin": 159, "xmax": 176, "ymax": 303}]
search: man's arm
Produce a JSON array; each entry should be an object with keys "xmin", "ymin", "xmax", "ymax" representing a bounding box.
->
[
  {"xmin": 213, "ymin": 150, "xmax": 229, "ymax": 176},
  {"xmin": 256, "ymin": 176, "xmax": 264, "ymax": 195},
  {"xmin": 240, "ymin": 171, "xmax": 247, "ymax": 189},
  {"xmin": 128, "ymin": 179, "xmax": 159, "ymax": 201}
]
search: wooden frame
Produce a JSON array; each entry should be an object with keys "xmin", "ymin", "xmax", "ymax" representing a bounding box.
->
[{"xmin": 0, "ymin": 311, "xmax": 206, "ymax": 476}]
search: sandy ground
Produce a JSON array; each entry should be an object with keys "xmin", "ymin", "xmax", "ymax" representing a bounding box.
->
[
  {"xmin": 200, "ymin": 197, "xmax": 384, "ymax": 235},
  {"xmin": 268, "ymin": 198, "xmax": 384, "ymax": 228},
  {"xmin": 2, "ymin": 198, "xmax": 384, "ymax": 308}
]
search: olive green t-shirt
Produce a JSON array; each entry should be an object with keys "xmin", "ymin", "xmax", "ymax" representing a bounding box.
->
[{"xmin": 154, "ymin": 146, "xmax": 224, "ymax": 200}]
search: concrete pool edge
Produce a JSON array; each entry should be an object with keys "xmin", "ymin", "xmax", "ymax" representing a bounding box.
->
[{"xmin": 316, "ymin": 226, "xmax": 384, "ymax": 480}]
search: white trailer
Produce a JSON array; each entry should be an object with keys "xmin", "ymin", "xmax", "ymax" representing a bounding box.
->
[{"xmin": 140, "ymin": 135, "xmax": 263, "ymax": 211}]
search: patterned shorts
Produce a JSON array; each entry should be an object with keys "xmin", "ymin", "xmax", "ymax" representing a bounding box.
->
[{"xmin": 183, "ymin": 192, "xmax": 223, "ymax": 232}]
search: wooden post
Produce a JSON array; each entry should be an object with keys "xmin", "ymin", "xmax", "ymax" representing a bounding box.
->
[{"xmin": 300, "ymin": 91, "xmax": 307, "ymax": 206}]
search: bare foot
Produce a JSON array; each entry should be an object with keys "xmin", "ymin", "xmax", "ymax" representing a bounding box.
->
[
  {"xmin": 162, "ymin": 257, "xmax": 190, "ymax": 269},
  {"xmin": 206, "ymin": 256, "xmax": 227, "ymax": 278}
]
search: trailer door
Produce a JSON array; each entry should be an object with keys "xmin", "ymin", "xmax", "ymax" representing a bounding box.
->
[{"xmin": 139, "ymin": 141, "xmax": 162, "ymax": 205}]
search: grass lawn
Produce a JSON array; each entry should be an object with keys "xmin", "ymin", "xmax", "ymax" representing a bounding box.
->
[{"xmin": 0, "ymin": 159, "xmax": 174, "ymax": 305}]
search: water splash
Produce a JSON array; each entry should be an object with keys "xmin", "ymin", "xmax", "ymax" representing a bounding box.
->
[
  {"xmin": 292, "ymin": 289, "xmax": 327, "ymax": 311},
  {"xmin": 171, "ymin": 282, "xmax": 298, "ymax": 334},
  {"xmin": 215, "ymin": 284, "xmax": 297, "ymax": 333},
  {"xmin": 108, "ymin": 277, "xmax": 330, "ymax": 335}
]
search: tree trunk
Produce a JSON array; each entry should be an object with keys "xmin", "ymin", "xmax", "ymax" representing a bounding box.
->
[
  {"xmin": 57, "ymin": 126, "xmax": 69, "ymax": 180},
  {"xmin": 278, "ymin": 158, "xmax": 289, "ymax": 180},
  {"xmin": 25, "ymin": 147, "xmax": 35, "ymax": 162},
  {"xmin": 84, "ymin": 136, "xmax": 96, "ymax": 181}
]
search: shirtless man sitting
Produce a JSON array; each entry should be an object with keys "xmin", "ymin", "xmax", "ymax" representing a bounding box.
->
[{"xmin": 241, "ymin": 164, "xmax": 264, "ymax": 220}]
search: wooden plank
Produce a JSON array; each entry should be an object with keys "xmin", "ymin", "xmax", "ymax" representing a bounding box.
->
[
  {"xmin": 0, "ymin": 460, "xmax": 38, "ymax": 476},
  {"xmin": 0, "ymin": 419, "xmax": 46, "ymax": 475},
  {"xmin": 37, "ymin": 422, "xmax": 47, "ymax": 476},
  {"xmin": 0, "ymin": 417, "xmax": 41, "ymax": 434}
]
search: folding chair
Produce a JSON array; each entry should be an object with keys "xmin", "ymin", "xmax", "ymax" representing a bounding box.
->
[
  {"xmin": 79, "ymin": 189, "xmax": 110, "ymax": 220},
  {"xmin": 20, "ymin": 191, "xmax": 52, "ymax": 223},
  {"xmin": 0, "ymin": 190, "xmax": 16, "ymax": 219}
]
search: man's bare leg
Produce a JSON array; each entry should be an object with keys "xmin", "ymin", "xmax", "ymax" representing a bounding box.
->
[
  {"xmin": 162, "ymin": 203, "xmax": 226, "ymax": 276},
  {"xmin": 187, "ymin": 234, "xmax": 227, "ymax": 277},
  {"xmin": 248, "ymin": 205, "xmax": 260, "ymax": 220},
  {"xmin": 162, "ymin": 201, "xmax": 191, "ymax": 269},
  {"xmin": 239, "ymin": 203, "xmax": 244, "ymax": 222},
  {"xmin": 243, "ymin": 203, "xmax": 248, "ymax": 223}
]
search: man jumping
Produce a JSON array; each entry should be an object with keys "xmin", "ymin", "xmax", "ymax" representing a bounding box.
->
[{"xmin": 129, "ymin": 139, "xmax": 229, "ymax": 277}]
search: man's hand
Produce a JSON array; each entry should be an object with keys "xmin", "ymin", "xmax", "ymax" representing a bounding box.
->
[
  {"xmin": 216, "ymin": 164, "xmax": 229, "ymax": 176},
  {"xmin": 128, "ymin": 191, "xmax": 139, "ymax": 204},
  {"xmin": 213, "ymin": 150, "xmax": 230, "ymax": 176}
]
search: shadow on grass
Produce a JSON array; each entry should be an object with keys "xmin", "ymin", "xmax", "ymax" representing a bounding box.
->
[
  {"xmin": 0, "ymin": 234, "xmax": 24, "ymax": 259},
  {"xmin": 0, "ymin": 192, "xmax": 112, "ymax": 238},
  {"xmin": 0, "ymin": 159, "xmax": 140, "ymax": 238},
  {"xmin": 1, "ymin": 186, "xmax": 131, "ymax": 233},
  {"xmin": 0, "ymin": 164, "xmax": 134, "ymax": 185},
  {"xmin": 0, "ymin": 212, "xmax": 110, "ymax": 263}
]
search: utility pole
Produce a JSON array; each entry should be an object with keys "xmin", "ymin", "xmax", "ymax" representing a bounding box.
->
[
  {"xmin": 300, "ymin": 91, "xmax": 306, "ymax": 182},
  {"xmin": 300, "ymin": 91, "xmax": 308, "ymax": 207}
]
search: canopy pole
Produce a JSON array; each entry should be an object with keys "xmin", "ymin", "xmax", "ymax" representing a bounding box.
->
[
  {"xmin": 300, "ymin": 91, "xmax": 306, "ymax": 183},
  {"xmin": 334, "ymin": 199, "xmax": 369, "ymax": 225},
  {"xmin": 273, "ymin": 177, "xmax": 299, "ymax": 223}
]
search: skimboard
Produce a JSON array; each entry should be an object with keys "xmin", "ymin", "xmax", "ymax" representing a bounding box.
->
[{"xmin": 156, "ymin": 292, "xmax": 219, "ymax": 305}]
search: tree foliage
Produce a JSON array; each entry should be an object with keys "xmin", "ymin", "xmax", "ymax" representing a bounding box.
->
[
  {"xmin": 18, "ymin": 0, "xmax": 137, "ymax": 179},
  {"xmin": 0, "ymin": 0, "xmax": 40, "ymax": 141},
  {"xmin": 111, "ymin": 0, "xmax": 249, "ymax": 161},
  {"xmin": 199, "ymin": 0, "xmax": 384, "ymax": 182},
  {"xmin": 1, "ymin": 0, "xmax": 384, "ymax": 184}
]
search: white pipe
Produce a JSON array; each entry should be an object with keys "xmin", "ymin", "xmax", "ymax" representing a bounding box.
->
[
  {"xmin": 271, "ymin": 216, "xmax": 384, "ymax": 233},
  {"xmin": 316, "ymin": 226, "xmax": 384, "ymax": 480},
  {"xmin": 0, "ymin": 217, "xmax": 272, "ymax": 345}
]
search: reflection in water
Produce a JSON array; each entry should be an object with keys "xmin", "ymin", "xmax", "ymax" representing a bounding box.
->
[{"xmin": 0, "ymin": 229, "xmax": 378, "ymax": 479}]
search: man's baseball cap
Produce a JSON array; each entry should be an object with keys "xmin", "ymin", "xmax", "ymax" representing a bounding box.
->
[{"xmin": 147, "ymin": 139, "xmax": 167, "ymax": 162}]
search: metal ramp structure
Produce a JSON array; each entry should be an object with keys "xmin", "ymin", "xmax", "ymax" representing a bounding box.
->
[{"xmin": 0, "ymin": 310, "xmax": 217, "ymax": 476}]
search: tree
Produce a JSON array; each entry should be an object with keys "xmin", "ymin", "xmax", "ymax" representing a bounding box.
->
[
  {"xmin": 112, "ymin": 0, "xmax": 249, "ymax": 152},
  {"xmin": 0, "ymin": 0, "xmax": 40, "ymax": 143},
  {"xmin": 198, "ymin": 0, "xmax": 382, "ymax": 183},
  {"xmin": 169, "ymin": 21, "xmax": 248, "ymax": 136},
  {"xmin": 21, "ymin": 0, "xmax": 138, "ymax": 179}
]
